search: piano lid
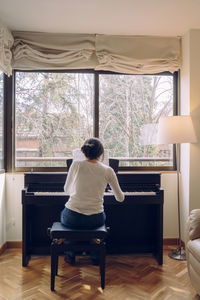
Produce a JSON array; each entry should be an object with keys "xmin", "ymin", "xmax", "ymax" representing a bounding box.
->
[
  {"xmin": 24, "ymin": 171, "xmax": 161, "ymax": 193},
  {"xmin": 24, "ymin": 171, "xmax": 160, "ymax": 185}
]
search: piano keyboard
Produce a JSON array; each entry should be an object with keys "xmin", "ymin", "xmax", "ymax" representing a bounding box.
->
[
  {"xmin": 34, "ymin": 192, "xmax": 68, "ymax": 196},
  {"xmin": 34, "ymin": 191, "xmax": 156, "ymax": 196},
  {"xmin": 125, "ymin": 191, "xmax": 156, "ymax": 195},
  {"xmin": 104, "ymin": 191, "xmax": 156, "ymax": 196}
]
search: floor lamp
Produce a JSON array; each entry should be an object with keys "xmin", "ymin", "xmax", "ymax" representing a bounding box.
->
[{"xmin": 157, "ymin": 115, "xmax": 197, "ymax": 260}]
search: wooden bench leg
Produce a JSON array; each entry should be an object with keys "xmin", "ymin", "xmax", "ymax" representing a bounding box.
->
[
  {"xmin": 99, "ymin": 243, "xmax": 106, "ymax": 289},
  {"xmin": 55, "ymin": 255, "xmax": 59, "ymax": 276},
  {"xmin": 51, "ymin": 243, "xmax": 57, "ymax": 291}
]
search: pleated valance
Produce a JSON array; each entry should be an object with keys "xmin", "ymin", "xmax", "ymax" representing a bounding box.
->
[
  {"xmin": 0, "ymin": 20, "xmax": 14, "ymax": 76},
  {"xmin": 0, "ymin": 27, "xmax": 181, "ymax": 76},
  {"xmin": 12, "ymin": 31, "xmax": 97, "ymax": 70},
  {"xmin": 95, "ymin": 34, "xmax": 181, "ymax": 74}
]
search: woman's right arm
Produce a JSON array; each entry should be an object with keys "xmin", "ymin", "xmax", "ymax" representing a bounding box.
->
[
  {"xmin": 64, "ymin": 161, "xmax": 78, "ymax": 194},
  {"xmin": 106, "ymin": 168, "xmax": 124, "ymax": 202}
]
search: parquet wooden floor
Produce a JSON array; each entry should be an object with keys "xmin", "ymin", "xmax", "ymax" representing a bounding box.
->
[{"xmin": 0, "ymin": 246, "xmax": 199, "ymax": 300}]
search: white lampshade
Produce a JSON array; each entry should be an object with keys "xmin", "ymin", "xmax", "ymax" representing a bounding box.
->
[{"xmin": 157, "ymin": 115, "xmax": 197, "ymax": 144}]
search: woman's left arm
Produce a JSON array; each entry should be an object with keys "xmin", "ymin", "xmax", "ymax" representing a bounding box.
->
[{"xmin": 107, "ymin": 168, "xmax": 124, "ymax": 202}]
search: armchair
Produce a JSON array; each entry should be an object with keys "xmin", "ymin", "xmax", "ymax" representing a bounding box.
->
[{"xmin": 186, "ymin": 209, "xmax": 200, "ymax": 296}]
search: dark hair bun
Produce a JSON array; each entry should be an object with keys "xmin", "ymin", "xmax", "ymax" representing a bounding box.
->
[{"xmin": 81, "ymin": 138, "xmax": 104, "ymax": 160}]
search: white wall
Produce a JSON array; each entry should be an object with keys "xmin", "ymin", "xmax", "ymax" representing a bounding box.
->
[
  {"xmin": 161, "ymin": 173, "xmax": 178, "ymax": 238},
  {"xmin": 5, "ymin": 173, "xmax": 23, "ymax": 241},
  {"xmin": 4, "ymin": 172, "xmax": 178, "ymax": 241},
  {"xmin": 189, "ymin": 30, "xmax": 200, "ymax": 211},
  {"xmin": 180, "ymin": 29, "xmax": 200, "ymax": 241},
  {"xmin": 0, "ymin": 173, "xmax": 6, "ymax": 248},
  {"xmin": 180, "ymin": 31, "xmax": 191, "ymax": 240}
]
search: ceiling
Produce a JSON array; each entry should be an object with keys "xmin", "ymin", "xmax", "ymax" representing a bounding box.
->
[{"xmin": 0, "ymin": 0, "xmax": 200, "ymax": 36}]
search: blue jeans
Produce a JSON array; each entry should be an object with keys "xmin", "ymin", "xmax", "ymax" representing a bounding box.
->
[
  {"xmin": 60, "ymin": 207, "xmax": 106, "ymax": 260},
  {"xmin": 60, "ymin": 207, "xmax": 106, "ymax": 229}
]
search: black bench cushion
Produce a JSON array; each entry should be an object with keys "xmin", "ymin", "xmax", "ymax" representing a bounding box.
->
[{"xmin": 50, "ymin": 222, "xmax": 108, "ymax": 240}]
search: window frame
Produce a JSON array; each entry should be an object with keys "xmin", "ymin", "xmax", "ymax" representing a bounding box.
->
[
  {"xmin": 0, "ymin": 72, "xmax": 5, "ymax": 173},
  {"xmin": 5, "ymin": 69, "xmax": 178, "ymax": 173}
]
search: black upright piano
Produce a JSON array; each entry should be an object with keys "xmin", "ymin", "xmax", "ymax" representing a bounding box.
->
[{"xmin": 22, "ymin": 172, "xmax": 164, "ymax": 267}]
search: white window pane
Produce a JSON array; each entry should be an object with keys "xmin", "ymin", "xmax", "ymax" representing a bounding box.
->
[
  {"xmin": 99, "ymin": 74, "xmax": 173, "ymax": 167},
  {"xmin": 15, "ymin": 72, "xmax": 94, "ymax": 167}
]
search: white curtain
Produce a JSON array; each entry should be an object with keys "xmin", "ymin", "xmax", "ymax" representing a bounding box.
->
[
  {"xmin": 0, "ymin": 20, "xmax": 14, "ymax": 76},
  {"xmin": 9, "ymin": 31, "xmax": 182, "ymax": 74},
  {"xmin": 12, "ymin": 31, "xmax": 97, "ymax": 70},
  {"xmin": 95, "ymin": 34, "xmax": 181, "ymax": 74}
]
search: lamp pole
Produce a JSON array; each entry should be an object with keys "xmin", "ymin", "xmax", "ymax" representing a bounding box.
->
[{"xmin": 168, "ymin": 143, "xmax": 186, "ymax": 260}]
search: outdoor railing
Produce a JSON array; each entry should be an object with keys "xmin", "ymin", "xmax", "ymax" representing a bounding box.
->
[
  {"xmin": 16, "ymin": 156, "xmax": 172, "ymax": 167},
  {"xmin": 16, "ymin": 156, "xmax": 172, "ymax": 162}
]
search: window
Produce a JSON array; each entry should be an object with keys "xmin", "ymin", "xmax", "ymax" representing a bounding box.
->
[
  {"xmin": 99, "ymin": 74, "xmax": 175, "ymax": 169},
  {"xmin": 15, "ymin": 72, "xmax": 94, "ymax": 168},
  {"xmin": 0, "ymin": 71, "xmax": 4, "ymax": 170},
  {"xmin": 14, "ymin": 71, "xmax": 177, "ymax": 171}
]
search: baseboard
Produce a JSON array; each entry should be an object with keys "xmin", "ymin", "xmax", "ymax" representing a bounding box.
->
[
  {"xmin": 163, "ymin": 238, "xmax": 178, "ymax": 245},
  {"xmin": 6, "ymin": 241, "xmax": 22, "ymax": 249},
  {"xmin": 0, "ymin": 242, "xmax": 7, "ymax": 255},
  {"xmin": 0, "ymin": 239, "xmax": 183, "ymax": 254},
  {"xmin": 163, "ymin": 238, "xmax": 185, "ymax": 247},
  {"xmin": 0, "ymin": 241, "xmax": 22, "ymax": 254}
]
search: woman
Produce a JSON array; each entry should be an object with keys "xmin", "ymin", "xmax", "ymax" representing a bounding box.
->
[{"xmin": 61, "ymin": 137, "xmax": 124, "ymax": 263}]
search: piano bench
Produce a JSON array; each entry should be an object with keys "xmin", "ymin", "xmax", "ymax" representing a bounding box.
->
[{"xmin": 48, "ymin": 222, "xmax": 109, "ymax": 291}]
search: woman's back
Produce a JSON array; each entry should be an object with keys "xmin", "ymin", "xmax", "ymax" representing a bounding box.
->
[{"xmin": 64, "ymin": 160, "xmax": 124, "ymax": 215}]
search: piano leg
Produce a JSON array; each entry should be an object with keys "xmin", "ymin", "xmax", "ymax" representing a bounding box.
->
[
  {"xmin": 153, "ymin": 203, "xmax": 163, "ymax": 265},
  {"xmin": 22, "ymin": 203, "xmax": 31, "ymax": 267},
  {"xmin": 22, "ymin": 253, "xmax": 31, "ymax": 267}
]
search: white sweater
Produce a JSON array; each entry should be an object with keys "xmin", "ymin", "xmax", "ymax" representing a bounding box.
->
[{"xmin": 64, "ymin": 160, "xmax": 124, "ymax": 215}]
